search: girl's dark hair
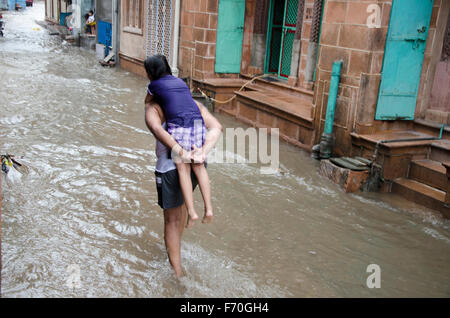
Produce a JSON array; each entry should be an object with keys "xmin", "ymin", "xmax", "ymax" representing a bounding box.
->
[{"xmin": 144, "ymin": 55, "xmax": 172, "ymax": 81}]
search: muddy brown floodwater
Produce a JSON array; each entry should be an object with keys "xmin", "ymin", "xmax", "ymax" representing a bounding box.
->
[{"xmin": 1, "ymin": 2, "xmax": 449, "ymax": 297}]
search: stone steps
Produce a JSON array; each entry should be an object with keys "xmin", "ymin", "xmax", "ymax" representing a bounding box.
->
[
  {"xmin": 391, "ymin": 178, "xmax": 449, "ymax": 218},
  {"xmin": 234, "ymin": 89, "xmax": 315, "ymax": 151},
  {"xmin": 413, "ymin": 119, "xmax": 450, "ymax": 140},
  {"xmin": 409, "ymin": 159, "xmax": 447, "ymax": 192},
  {"xmin": 194, "ymin": 77, "xmax": 317, "ymax": 150},
  {"xmin": 351, "ymin": 129, "xmax": 450, "ymax": 217},
  {"xmin": 241, "ymin": 74, "xmax": 314, "ymax": 102},
  {"xmin": 350, "ymin": 130, "xmax": 435, "ymax": 180},
  {"xmin": 430, "ymin": 139, "xmax": 450, "ymax": 162},
  {"xmin": 235, "ymin": 90, "xmax": 314, "ymax": 125}
]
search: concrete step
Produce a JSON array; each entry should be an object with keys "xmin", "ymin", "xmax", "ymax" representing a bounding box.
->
[
  {"xmin": 414, "ymin": 119, "xmax": 450, "ymax": 140},
  {"xmin": 409, "ymin": 159, "xmax": 447, "ymax": 192},
  {"xmin": 430, "ymin": 139, "xmax": 450, "ymax": 162},
  {"xmin": 241, "ymin": 74, "xmax": 314, "ymax": 102},
  {"xmin": 234, "ymin": 89, "xmax": 315, "ymax": 151},
  {"xmin": 235, "ymin": 90, "xmax": 314, "ymax": 127},
  {"xmin": 391, "ymin": 178, "xmax": 449, "ymax": 218}
]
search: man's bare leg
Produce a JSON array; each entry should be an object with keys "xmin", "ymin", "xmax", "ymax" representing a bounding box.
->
[
  {"xmin": 163, "ymin": 206, "xmax": 184, "ymax": 278},
  {"xmin": 176, "ymin": 162, "xmax": 198, "ymax": 228},
  {"xmin": 192, "ymin": 163, "xmax": 213, "ymax": 224}
]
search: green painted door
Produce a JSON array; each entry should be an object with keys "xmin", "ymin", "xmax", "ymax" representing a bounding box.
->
[
  {"xmin": 266, "ymin": 0, "xmax": 285, "ymax": 74},
  {"xmin": 215, "ymin": 0, "xmax": 246, "ymax": 73},
  {"xmin": 375, "ymin": 0, "xmax": 434, "ymax": 120},
  {"xmin": 265, "ymin": 0, "xmax": 299, "ymax": 79},
  {"xmin": 278, "ymin": 0, "xmax": 299, "ymax": 78}
]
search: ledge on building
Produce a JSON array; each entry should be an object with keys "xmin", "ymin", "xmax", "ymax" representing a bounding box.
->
[{"xmin": 118, "ymin": 53, "xmax": 146, "ymax": 78}]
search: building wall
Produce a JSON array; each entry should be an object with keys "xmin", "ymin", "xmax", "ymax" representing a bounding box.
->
[
  {"xmin": 60, "ymin": 0, "xmax": 70, "ymax": 13},
  {"xmin": 45, "ymin": 0, "xmax": 59, "ymax": 22},
  {"xmin": 119, "ymin": 0, "xmax": 146, "ymax": 76},
  {"xmin": 313, "ymin": 0, "xmax": 391, "ymax": 156},
  {"xmin": 296, "ymin": 0, "xmax": 315, "ymax": 89},
  {"xmin": 416, "ymin": 0, "xmax": 450, "ymax": 124},
  {"xmin": 312, "ymin": 0, "xmax": 448, "ymax": 156},
  {"xmin": 120, "ymin": 0, "xmax": 180, "ymax": 78},
  {"xmin": 242, "ymin": 0, "xmax": 317, "ymax": 90},
  {"xmin": 240, "ymin": 0, "xmax": 255, "ymax": 76},
  {"xmin": 178, "ymin": 0, "xmax": 220, "ymax": 81}
]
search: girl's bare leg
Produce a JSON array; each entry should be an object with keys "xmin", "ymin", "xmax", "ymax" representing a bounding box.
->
[
  {"xmin": 192, "ymin": 163, "xmax": 213, "ymax": 224},
  {"xmin": 176, "ymin": 162, "xmax": 198, "ymax": 228}
]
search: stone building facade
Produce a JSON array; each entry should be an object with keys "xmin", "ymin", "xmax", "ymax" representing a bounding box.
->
[{"xmin": 118, "ymin": 0, "xmax": 450, "ymax": 215}]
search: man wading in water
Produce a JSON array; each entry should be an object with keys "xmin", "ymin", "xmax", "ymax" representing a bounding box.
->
[{"xmin": 144, "ymin": 92, "xmax": 222, "ymax": 278}]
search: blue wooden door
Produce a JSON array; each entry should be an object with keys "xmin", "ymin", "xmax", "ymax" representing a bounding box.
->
[
  {"xmin": 98, "ymin": 20, "xmax": 112, "ymax": 46},
  {"xmin": 375, "ymin": 0, "xmax": 434, "ymax": 120},
  {"xmin": 215, "ymin": 0, "xmax": 246, "ymax": 73}
]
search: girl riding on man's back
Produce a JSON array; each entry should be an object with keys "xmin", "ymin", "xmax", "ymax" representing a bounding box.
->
[{"xmin": 144, "ymin": 54, "xmax": 213, "ymax": 228}]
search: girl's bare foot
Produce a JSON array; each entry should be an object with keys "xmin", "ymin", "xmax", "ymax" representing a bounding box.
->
[
  {"xmin": 185, "ymin": 211, "xmax": 198, "ymax": 228},
  {"xmin": 202, "ymin": 209, "xmax": 213, "ymax": 224}
]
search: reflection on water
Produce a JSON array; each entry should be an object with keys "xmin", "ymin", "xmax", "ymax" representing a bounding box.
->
[{"xmin": 1, "ymin": 2, "xmax": 449, "ymax": 297}]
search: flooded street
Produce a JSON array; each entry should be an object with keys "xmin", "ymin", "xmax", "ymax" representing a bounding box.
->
[{"xmin": 1, "ymin": 2, "xmax": 450, "ymax": 297}]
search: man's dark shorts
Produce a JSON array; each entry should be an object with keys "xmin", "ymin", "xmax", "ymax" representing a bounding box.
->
[{"xmin": 155, "ymin": 163, "xmax": 206, "ymax": 210}]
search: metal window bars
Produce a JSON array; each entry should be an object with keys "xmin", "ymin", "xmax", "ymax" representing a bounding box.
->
[{"xmin": 146, "ymin": 0, "xmax": 173, "ymax": 64}]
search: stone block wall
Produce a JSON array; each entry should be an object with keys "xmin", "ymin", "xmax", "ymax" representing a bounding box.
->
[
  {"xmin": 313, "ymin": 0, "xmax": 392, "ymax": 155},
  {"xmin": 312, "ymin": 0, "xmax": 447, "ymax": 156},
  {"xmin": 295, "ymin": 0, "xmax": 316, "ymax": 89},
  {"xmin": 416, "ymin": 0, "xmax": 450, "ymax": 122},
  {"xmin": 178, "ymin": 0, "xmax": 220, "ymax": 81},
  {"xmin": 119, "ymin": 0, "xmax": 146, "ymax": 63}
]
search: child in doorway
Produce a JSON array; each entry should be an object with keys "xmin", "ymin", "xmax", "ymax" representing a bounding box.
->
[
  {"xmin": 85, "ymin": 10, "xmax": 96, "ymax": 36},
  {"xmin": 144, "ymin": 55, "xmax": 213, "ymax": 228}
]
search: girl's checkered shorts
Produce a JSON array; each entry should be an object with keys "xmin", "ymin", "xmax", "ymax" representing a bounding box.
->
[{"xmin": 167, "ymin": 120, "xmax": 206, "ymax": 151}]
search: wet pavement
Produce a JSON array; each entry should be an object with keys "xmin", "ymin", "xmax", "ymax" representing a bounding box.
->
[{"xmin": 1, "ymin": 2, "xmax": 449, "ymax": 297}]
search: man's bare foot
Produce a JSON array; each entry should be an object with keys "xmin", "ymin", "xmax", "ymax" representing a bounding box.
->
[
  {"xmin": 202, "ymin": 209, "xmax": 213, "ymax": 224},
  {"xmin": 185, "ymin": 211, "xmax": 198, "ymax": 228},
  {"xmin": 174, "ymin": 267, "xmax": 186, "ymax": 279}
]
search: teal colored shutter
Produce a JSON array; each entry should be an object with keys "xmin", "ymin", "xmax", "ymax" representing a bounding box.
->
[
  {"xmin": 375, "ymin": 0, "xmax": 434, "ymax": 120},
  {"xmin": 215, "ymin": 0, "xmax": 246, "ymax": 73}
]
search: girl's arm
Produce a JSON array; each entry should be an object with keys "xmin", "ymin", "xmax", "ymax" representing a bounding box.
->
[{"xmin": 144, "ymin": 97, "xmax": 186, "ymax": 158}]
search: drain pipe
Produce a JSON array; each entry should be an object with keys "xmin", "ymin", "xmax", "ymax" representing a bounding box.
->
[
  {"xmin": 312, "ymin": 60, "xmax": 343, "ymax": 159},
  {"xmin": 112, "ymin": 0, "xmax": 119, "ymax": 65},
  {"xmin": 172, "ymin": 0, "xmax": 181, "ymax": 77}
]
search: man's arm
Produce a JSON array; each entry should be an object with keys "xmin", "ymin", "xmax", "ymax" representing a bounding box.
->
[
  {"xmin": 144, "ymin": 91, "xmax": 154, "ymax": 104},
  {"xmin": 144, "ymin": 97, "xmax": 222, "ymax": 161},
  {"xmin": 195, "ymin": 101, "xmax": 222, "ymax": 157},
  {"xmin": 144, "ymin": 99, "xmax": 185, "ymax": 158}
]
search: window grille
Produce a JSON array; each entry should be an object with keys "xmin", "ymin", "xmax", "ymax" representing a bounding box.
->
[{"xmin": 146, "ymin": 0, "xmax": 173, "ymax": 65}]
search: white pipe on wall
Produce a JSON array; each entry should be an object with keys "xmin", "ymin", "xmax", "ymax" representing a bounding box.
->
[
  {"xmin": 113, "ymin": 0, "xmax": 119, "ymax": 64},
  {"xmin": 172, "ymin": 0, "xmax": 181, "ymax": 77}
]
